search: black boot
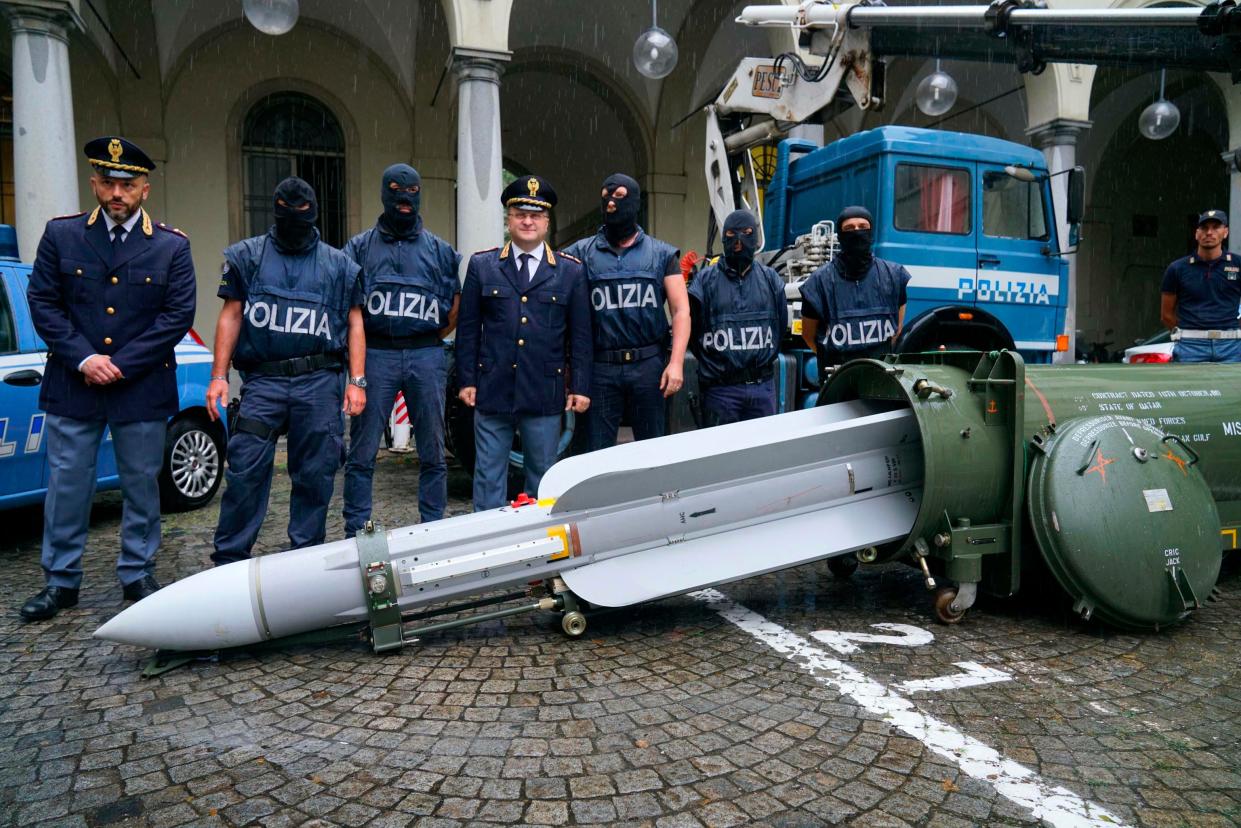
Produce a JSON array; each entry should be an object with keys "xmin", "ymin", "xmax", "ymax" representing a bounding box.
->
[
  {"xmin": 121, "ymin": 574, "xmax": 162, "ymax": 602},
  {"xmin": 19, "ymin": 586, "xmax": 80, "ymax": 621}
]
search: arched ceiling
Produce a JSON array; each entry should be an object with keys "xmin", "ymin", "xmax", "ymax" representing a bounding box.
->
[{"xmin": 152, "ymin": 0, "xmax": 419, "ymax": 100}]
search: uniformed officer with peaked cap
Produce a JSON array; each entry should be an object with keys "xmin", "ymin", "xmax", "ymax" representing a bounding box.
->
[
  {"xmin": 1161, "ymin": 209, "xmax": 1241, "ymax": 363},
  {"xmin": 20, "ymin": 136, "xmax": 197, "ymax": 620},
  {"xmin": 455, "ymin": 175, "xmax": 592, "ymax": 510}
]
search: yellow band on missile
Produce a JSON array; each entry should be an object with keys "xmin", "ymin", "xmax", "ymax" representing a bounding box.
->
[
  {"xmin": 537, "ymin": 498, "xmax": 556, "ymax": 508},
  {"xmin": 547, "ymin": 525, "xmax": 570, "ymax": 561}
]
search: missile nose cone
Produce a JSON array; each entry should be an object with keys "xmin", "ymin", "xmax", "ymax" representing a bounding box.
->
[{"xmin": 94, "ymin": 560, "xmax": 262, "ymax": 651}]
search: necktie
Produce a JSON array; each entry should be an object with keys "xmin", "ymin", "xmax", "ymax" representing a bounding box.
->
[
  {"xmin": 111, "ymin": 225, "xmax": 124, "ymax": 247},
  {"xmin": 521, "ymin": 253, "xmax": 534, "ymax": 284}
]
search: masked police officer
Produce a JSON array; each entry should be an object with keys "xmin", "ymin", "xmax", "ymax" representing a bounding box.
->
[
  {"xmin": 206, "ymin": 177, "xmax": 366, "ymax": 565},
  {"xmin": 19, "ymin": 137, "xmax": 196, "ymax": 620},
  {"xmin": 456, "ymin": 175, "xmax": 592, "ymax": 511},
  {"xmin": 564, "ymin": 174, "xmax": 689, "ymax": 450},
  {"xmin": 688, "ymin": 209, "xmax": 786, "ymax": 426},
  {"xmin": 799, "ymin": 206, "xmax": 911, "ymax": 376},
  {"xmin": 341, "ymin": 164, "xmax": 461, "ymax": 534},
  {"xmin": 1160, "ymin": 209, "xmax": 1241, "ymax": 363}
]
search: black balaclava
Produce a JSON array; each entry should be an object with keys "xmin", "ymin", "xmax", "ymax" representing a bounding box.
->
[
  {"xmin": 601, "ymin": 173, "xmax": 641, "ymax": 246},
  {"xmin": 722, "ymin": 209, "xmax": 759, "ymax": 274},
  {"xmin": 836, "ymin": 205, "xmax": 874, "ymax": 280},
  {"xmin": 379, "ymin": 163, "xmax": 422, "ymax": 238},
  {"xmin": 272, "ymin": 177, "xmax": 319, "ymax": 252}
]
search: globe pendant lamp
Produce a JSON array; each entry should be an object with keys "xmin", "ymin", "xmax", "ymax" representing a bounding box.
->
[
  {"xmin": 1138, "ymin": 69, "xmax": 1180, "ymax": 141},
  {"xmin": 634, "ymin": 0, "xmax": 678, "ymax": 80},
  {"xmin": 244, "ymin": 0, "xmax": 300, "ymax": 36}
]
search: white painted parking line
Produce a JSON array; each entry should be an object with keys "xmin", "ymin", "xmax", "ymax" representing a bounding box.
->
[{"xmin": 692, "ymin": 588, "xmax": 1130, "ymax": 828}]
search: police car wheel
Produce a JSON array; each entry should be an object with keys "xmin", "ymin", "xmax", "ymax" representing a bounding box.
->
[{"xmin": 160, "ymin": 415, "xmax": 225, "ymax": 512}]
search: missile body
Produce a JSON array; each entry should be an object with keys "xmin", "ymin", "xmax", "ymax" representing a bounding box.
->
[{"xmin": 97, "ymin": 400, "xmax": 923, "ymax": 651}]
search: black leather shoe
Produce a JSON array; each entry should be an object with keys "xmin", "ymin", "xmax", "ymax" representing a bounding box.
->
[
  {"xmin": 19, "ymin": 586, "xmax": 79, "ymax": 621},
  {"xmin": 121, "ymin": 575, "xmax": 161, "ymax": 602}
]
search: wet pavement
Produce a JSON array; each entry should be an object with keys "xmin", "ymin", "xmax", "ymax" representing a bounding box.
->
[{"xmin": 2, "ymin": 448, "xmax": 1240, "ymax": 828}]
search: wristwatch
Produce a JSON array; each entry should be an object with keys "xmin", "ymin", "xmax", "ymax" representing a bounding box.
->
[{"xmin": 348, "ymin": 375, "xmax": 368, "ymax": 388}]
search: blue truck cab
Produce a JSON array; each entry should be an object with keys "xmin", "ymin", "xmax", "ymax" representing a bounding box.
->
[
  {"xmin": 0, "ymin": 225, "xmax": 225, "ymax": 512},
  {"xmin": 765, "ymin": 126, "xmax": 1075, "ymax": 362}
]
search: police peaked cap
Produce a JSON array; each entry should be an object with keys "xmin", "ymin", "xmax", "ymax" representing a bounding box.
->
[
  {"xmin": 1197, "ymin": 209, "xmax": 1228, "ymax": 227},
  {"xmin": 502, "ymin": 175, "xmax": 556, "ymax": 212},
  {"xmin": 83, "ymin": 136, "xmax": 155, "ymax": 179}
]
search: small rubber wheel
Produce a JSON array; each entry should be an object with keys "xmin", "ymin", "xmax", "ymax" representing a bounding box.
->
[
  {"xmin": 561, "ymin": 611, "xmax": 587, "ymax": 637},
  {"xmin": 933, "ymin": 587, "xmax": 966, "ymax": 624},
  {"xmin": 827, "ymin": 554, "xmax": 859, "ymax": 579}
]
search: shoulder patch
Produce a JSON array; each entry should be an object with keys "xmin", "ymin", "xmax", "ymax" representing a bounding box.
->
[
  {"xmin": 558, "ymin": 251, "xmax": 582, "ymax": 264},
  {"xmin": 51, "ymin": 211, "xmax": 87, "ymax": 221},
  {"xmin": 473, "ymin": 247, "xmax": 500, "ymax": 257},
  {"xmin": 156, "ymin": 222, "xmax": 188, "ymax": 239}
]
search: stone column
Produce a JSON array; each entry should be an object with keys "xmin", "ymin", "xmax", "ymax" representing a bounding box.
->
[
  {"xmin": 1028, "ymin": 118, "xmax": 1090, "ymax": 365},
  {"xmin": 5, "ymin": 2, "xmax": 83, "ymax": 262},
  {"xmin": 453, "ymin": 49, "xmax": 508, "ymax": 274}
]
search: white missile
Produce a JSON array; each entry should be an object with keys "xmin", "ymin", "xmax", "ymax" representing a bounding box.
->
[{"xmin": 95, "ymin": 400, "xmax": 923, "ymax": 652}]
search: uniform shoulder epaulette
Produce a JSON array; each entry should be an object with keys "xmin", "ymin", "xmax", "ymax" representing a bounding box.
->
[
  {"xmin": 473, "ymin": 246, "xmax": 499, "ymax": 256},
  {"xmin": 558, "ymin": 251, "xmax": 582, "ymax": 264},
  {"xmin": 156, "ymin": 222, "xmax": 188, "ymax": 239},
  {"xmin": 51, "ymin": 211, "xmax": 86, "ymax": 221}
]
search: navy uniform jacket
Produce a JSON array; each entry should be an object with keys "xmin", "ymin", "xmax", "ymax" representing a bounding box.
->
[
  {"xmin": 456, "ymin": 242, "xmax": 592, "ymax": 417},
  {"xmin": 27, "ymin": 207, "xmax": 197, "ymax": 423},
  {"xmin": 800, "ymin": 257, "xmax": 911, "ymax": 358}
]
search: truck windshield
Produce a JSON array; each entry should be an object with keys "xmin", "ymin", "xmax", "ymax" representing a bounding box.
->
[
  {"xmin": 894, "ymin": 164, "xmax": 970, "ymax": 235},
  {"xmin": 982, "ymin": 173, "xmax": 1049, "ymax": 241}
]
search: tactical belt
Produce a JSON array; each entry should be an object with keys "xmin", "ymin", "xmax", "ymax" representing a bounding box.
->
[
  {"xmin": 701, "ymin": 365, "xmax": 774, "ymax": 388},
  {"xmin": 594, "ymin": 343, "xmax": 663, "ymax": 364},
  {"xmin": 369, "ymin": 332, "xmax": 441, "ymax": 350},
  {"xmin": 235, "ymin": 352, "xmax": 344, "ymax": 376},
  {"xmin": 1173, "ymin": 328, "xmax": 1241, "ymax": 341}
]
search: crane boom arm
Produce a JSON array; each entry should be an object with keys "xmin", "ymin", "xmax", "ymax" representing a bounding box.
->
[{"xmin": 705, "ymin": 0, "xmax": 1241, "ymax": 241}]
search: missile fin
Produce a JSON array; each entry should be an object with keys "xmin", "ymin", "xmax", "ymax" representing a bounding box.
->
[
  {"xmin": 560, "ymin": 488, "xmax": 920, "ymax": 607},
  {"xmin": 549, "ymin": 405, "xmax": 915, "ymax": 513}
]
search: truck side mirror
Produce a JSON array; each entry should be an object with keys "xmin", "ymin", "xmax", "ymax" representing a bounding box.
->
[{"xmin": 1066, "ymin": 166, "xmax": 1086, "ymax": 225}]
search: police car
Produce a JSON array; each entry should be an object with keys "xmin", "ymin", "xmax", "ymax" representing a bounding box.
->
[{"xmin": 0, "ymin": 227, "xmax": 224, "ymax": 512}]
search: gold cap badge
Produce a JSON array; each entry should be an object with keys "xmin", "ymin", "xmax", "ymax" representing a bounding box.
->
[
  {"xmin": 108, "ymin": 139, "xmax": 123, "ymax": 163},
  {"xmin": 527, "ymin": 177, "xmax": 540, "ymax": 197}
]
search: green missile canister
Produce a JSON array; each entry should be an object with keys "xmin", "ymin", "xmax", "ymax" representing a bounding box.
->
[{"xmin": 823, "ymin": 351, "xmax": 1239, "ymax": 631}]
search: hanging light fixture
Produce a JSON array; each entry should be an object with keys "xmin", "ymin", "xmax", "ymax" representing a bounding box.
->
[
  {"xmin": 1138, "ymin": 69, "xmax": 1180, "ymax": 140},
  {"xmin": 244, "ymin": 0, "xmax": 300, "ymax": 36},
  {"xmin": 915, "ymin": 59, "xmax": 958, "ymax": 117},
  {"xmin": 633, "ymin": 0, "xmax": 678, "ymax": 80}
]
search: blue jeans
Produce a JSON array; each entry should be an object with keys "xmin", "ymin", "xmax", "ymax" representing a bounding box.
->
[
  {"xmin": 343, "ymin": 346, "xmax": 448, "ymax": 533},
  {"xmin": 702, "ymin": 379, "xmax": 776, "ymax": 427},
  {"xmin": 213, "ymin": 369, "xmax": 344, "ymax": 565},
  {"xmin": 586, "ymin": 355, "xmax": 667, "ymax": 450},
  {"xmin": 1173, "ymin": 338, "xmax": 1241, "ymax": 363},
  {"xmin": 472, "ymin": 411, "xmax": 561, "ymax": 511},
  {"xmin": 42, "ymin": 415, "xmax": 165, "ymax": 588}
]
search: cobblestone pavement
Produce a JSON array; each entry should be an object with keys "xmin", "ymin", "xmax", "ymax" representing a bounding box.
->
[{"xmin": 2, "ymin": 448, "xmax": 1240, "ymax": 828}]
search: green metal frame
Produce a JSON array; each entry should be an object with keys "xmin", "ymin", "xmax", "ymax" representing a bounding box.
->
[{"xmin": 356, "ymin": 522, "xmax": 406, "ymax": 653}]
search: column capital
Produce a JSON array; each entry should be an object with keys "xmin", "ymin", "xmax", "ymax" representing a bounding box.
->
[
  {"xmin": 452, "ymin": 47, "xmax": 510, "ymax": 84},
  {"xmin": 1221, "ymin": 148, "xmax": 1241, "ymax": 173},
  {"xmin": 1025, "ymin": 118, "xmax": 1092, "ymax": 149},
  {"xmin": 1, "ymin": 0, "xmax": 85, "ymax": 38}
]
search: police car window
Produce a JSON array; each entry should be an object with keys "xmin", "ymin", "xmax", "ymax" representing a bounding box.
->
[
  {"xmin": 0, "ymin": 279, "xmax": 16, "ymax": 355},
  {"xmin": 894, "ymin": 164, "xmax": 970, "ymax": 235},
  {"xmin": 982, "ymin": 172, "xmax": 1049, "ymax": 241}
]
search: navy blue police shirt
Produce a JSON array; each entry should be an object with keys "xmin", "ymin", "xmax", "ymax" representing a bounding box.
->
[
  {"xmin": 1160, "ymin": 251, "xmax": 1241, "ymax": 331},
  {"xmin": 799, "ymin": 257, "xmax": 911, "ymax": 356},
  {"xmin": 687, "ymin": 259, "xmax": 786, "ymax": 384},
  {"xmin": 218, "ymin": 229, "xmax": 364, "ymax": 367},
  {"xmin": 344, "ymin": 222, "xmax": 461, "ymax": 345},
  {"xmin": 563, "ymin": 227, "xmax": 679, "ymax": 352}
]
